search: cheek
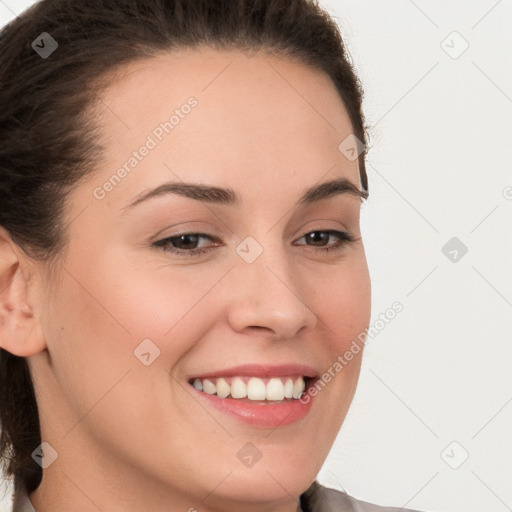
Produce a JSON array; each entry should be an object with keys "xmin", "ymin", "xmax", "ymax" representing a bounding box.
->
[
  {"xmin": 315, "ymin": 257, "xmax": 371, "ymax": 351},
  {"xmin": 108, "ymin": 263, "xmax": 226, "ymax": 356},
  {"xmin": 40, "ymin": 270, "xmax": 137, "ymax": 422},
  {"xmin": 40, "ymin": 258, "xmax": 209, "ymax": 463},
  {"xmin": 308, "ymin": 257, "xmax": 370, "ymax": 422}
]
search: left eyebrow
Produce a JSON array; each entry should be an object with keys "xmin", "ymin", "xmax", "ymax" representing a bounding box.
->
[{"xmin": 122, "ymin": 176, "xmax": 368, "ymax": 211}]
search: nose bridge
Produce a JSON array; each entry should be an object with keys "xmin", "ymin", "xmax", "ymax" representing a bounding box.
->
[{"xmin": 226, "ymin": 235, "xmax": 317, "ymax": 338}]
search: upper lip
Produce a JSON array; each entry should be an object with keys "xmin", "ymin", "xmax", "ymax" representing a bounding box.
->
[{"xmin": 187, "ymin": 364, "xmax": 319, "ymax": 381}]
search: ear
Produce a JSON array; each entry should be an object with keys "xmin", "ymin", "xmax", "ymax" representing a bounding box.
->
[{"xmin": 0, "ymin": 225, "xmax": 46, "ymax": 357}]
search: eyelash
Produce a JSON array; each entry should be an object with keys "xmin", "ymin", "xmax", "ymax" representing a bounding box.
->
[{"xmin": 153, "ymin": 229, "xmax": 356, "ymax": 257}]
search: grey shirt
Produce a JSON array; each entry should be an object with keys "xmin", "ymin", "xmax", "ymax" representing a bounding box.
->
[{"xmin": 11, "ymin": 479, "xmax": 426, "ymax": 511}]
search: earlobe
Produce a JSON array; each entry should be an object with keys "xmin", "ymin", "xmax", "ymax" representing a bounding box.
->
[{"xmin": 0, "ymin": 226, "xmax": 46, "ymax": 357}]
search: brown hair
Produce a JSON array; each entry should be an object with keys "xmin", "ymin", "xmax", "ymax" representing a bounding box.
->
[{"xmin": 0, "ymin": 0, "xmax": 368, "ymax": 494}]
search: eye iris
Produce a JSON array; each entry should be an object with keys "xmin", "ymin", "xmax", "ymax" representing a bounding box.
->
[
  {"xmin": 176, "ymin": 234, "xmax": 199, "ymax": 249},
  {"xmin": 306, "ymin": 232, "xmax": 329, "ymax": 246}
]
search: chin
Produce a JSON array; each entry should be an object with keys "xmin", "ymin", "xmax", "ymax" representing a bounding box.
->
[
  {"xmin": 209, "ymin": 446, "xmax": 320, "ymax": 504},
  {"xmin": 212, "ymin": 469, "xmax": 315, "ymax": 505}
]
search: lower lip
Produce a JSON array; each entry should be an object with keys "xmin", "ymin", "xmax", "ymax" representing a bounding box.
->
[{"xmin": 189, "ymin": 379, "xmax": 317, "ymax": 428}]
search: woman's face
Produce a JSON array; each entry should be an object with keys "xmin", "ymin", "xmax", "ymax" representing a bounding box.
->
[{"xmin": 29, "ymin": 49, "xmax": 371, "ymax": 511}]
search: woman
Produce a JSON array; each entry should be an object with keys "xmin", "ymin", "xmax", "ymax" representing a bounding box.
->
[{"xmin": 0, "ymin": 1, "xmax": 427, "ymax": 511}]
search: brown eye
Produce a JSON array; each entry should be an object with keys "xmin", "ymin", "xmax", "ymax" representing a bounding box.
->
[
  {"xmin": 153, "ymin": 232, "xmax": 218, "ymax": 257},
  {"xmin": 296, "ymin": 230, "xmax": 355, "ymax": 253}
]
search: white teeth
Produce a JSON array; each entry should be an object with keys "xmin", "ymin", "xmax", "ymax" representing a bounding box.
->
[
  {"xmin": 247, "ymin": 377, "xmax": 267, "ymax": 400},
  {"xmin": 292, "ymin": 377, "xmax": 305, "ymax": 399},
  {"xmin": 202, "ymin": 379, "xmax": 216, "ymax": 395},
  {"xmin": 191, "ymin": 375, "xmax": 307, "ymax": 401},
  {"xmin": 266, "ymin": 378, "xmax": 285, "ymax": 401},
  {"xmin": 284, "ymin": 378, "xmax": 293, "ymax": 399},
  {"xmin": 216, "ymin": 378, "xmax": 231, "ymax": 399},
  {"xmin": 230, "ymin": 377, "xmax": 247, "ymax": 398}
]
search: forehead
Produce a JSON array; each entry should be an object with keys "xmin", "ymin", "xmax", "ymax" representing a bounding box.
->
[{"xmin": 87, "ymin": 48, "xmax": 360, "ymax": 209}]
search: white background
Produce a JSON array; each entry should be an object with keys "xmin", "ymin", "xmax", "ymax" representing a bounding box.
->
[{"xmin": 1, "ymin": 1, "xmax": 511, "ymax": 511}]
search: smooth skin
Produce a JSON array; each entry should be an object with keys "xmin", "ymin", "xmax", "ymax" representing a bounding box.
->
[{"xmin": 0, "ymin": 48, "xmax": 371, "ymax": 512}]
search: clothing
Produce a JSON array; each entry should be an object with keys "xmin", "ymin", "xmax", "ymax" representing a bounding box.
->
[
  {"xmin": 12, "ymin": 479, "xmax": 426, "ymax": 511},
  {"xmin": 300, "ymin": 481, "xmax": 425, "ymax": 511}
]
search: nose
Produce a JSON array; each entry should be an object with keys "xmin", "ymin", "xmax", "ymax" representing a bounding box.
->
[{"xmin": 225, "ymin": 244, "xmax": 318, "ymax": 340}]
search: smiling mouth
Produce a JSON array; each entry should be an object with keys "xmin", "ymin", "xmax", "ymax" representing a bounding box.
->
[{"xmin": 187, "ymin": 375, "xmax": 313, "ymax": 402}]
